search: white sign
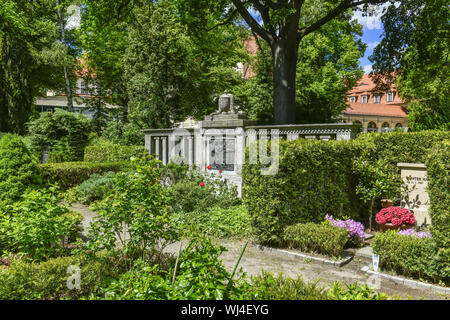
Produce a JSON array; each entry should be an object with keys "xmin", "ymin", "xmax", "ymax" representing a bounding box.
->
[{"xmin": 372, "ymin": 254, "xmax": 380, "ymax": 273}]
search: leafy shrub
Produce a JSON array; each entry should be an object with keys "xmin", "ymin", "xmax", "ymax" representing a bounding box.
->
[
  {"xmin": 0, "ymin": 251, "xmax": 121, "ymax": 300},
  {"xmin": 243, "ymin": 139, "xmax": 366, "ymax": 245},
  {"xmin": 100, "ymin": 232, "xmax": 246, "ymax": 300},
  {"xmin": 0, "ymin": 134, "xmax": 40, "ymax": 203},
  {"xmin": 170, "ymin": 205, "xmax": 252, "ymax": 239},
  {"xmin": 38, "ymin": 161, "xmax": 128, "ymax": 190},
  {"xmin": 0, "ymin": 188, "xmax": 83, "ymax": 261},
  {"xmin": 283, "ymin": 223, "xmax": 349, "ymax": 258},
  {"xmin": 426, "ymin": 140, "xmax": 450, "ymax": 248},
  {"xmin": 85, "ymin": 156, "xmax": 177, "ymax": 259},
  {"xmin": 328, "ymin": 282, "xmax": 390, "ymax": 300},
  {"xmin": 84, "ymin": 144, "xmax": 147, "ymax": 163},
  {"xmin": 168, "ymin": 169, "xmax": 241, "ymax": 214},
  {"xmin": 27, "ymin": 109, "xmax": 92, "ymax": 162},
  {"xmin": 101, "ymin": 121, "xmax": 145, "ymax": 146},
  {"xmin": 67, "ymin": 172, "xmax": 117, "ymax": 205},
  {"xmin": 372, "ymin": 230, "xmax": 449, "ymax": 285}
]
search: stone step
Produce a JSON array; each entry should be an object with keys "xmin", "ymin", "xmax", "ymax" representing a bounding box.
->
[{"xmin": 355, "ymin": 245, "xmax": 373, "ymax": 259}]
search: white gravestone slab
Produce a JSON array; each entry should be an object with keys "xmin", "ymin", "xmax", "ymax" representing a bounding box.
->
[{"xmin": 398, "ymin": 163, "xmax": 431, "ymax": 227}]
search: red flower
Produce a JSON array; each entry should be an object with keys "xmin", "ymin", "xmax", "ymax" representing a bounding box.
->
[
  {"xmin": 199, "ymin": 182, "xmax": 205, "ymax": 187},
  {"xmin": 207, "ymin": 165, "xmax": 212, "ymax": 170},
  {"xmin": 375, "ymin": 207, "xmax": 415, "ymax": 226},
  {"xmin": 219, "ymin": 170, "xmax": 223, "ymax": 173}
]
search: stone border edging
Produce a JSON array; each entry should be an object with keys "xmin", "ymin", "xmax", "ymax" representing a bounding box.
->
[
  {"xmin": 361, "ymin": 266, "xmax": 450, "ymax": 295},
  {"xmin": 253, "ymin": 244, "xmax": 353, "ymax": 267}
]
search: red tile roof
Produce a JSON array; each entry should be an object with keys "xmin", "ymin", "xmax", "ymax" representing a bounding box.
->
[{"xmin": 344, "ymin": 102, "xmax": 408, "ymax": 118}]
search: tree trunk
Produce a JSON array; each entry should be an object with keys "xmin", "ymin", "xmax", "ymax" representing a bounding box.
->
[
  {"xmin": 56, "ymin": 1, "xmax": 74, "ymax": 113},
  {"xmin": 272, "ymin": 40, "xmax": 298, "ymax": 125}
]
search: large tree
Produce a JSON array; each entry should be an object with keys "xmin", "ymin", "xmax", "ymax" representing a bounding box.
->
[
  {"xmin": 225, "ymin": 0, "xmax": 387, "ymax": 124},
  {"xmin": 370, "ymin": 0, "xmax": 449, "ymax": 131}
]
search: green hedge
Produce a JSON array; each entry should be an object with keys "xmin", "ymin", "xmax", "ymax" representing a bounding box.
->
[
  {"xmin": 283, "ymin": 223, "xmax": 349, "ymax": 258},
  {"xmin": 243, "ymin": 131, "xmax": 449, "ymax": 245},
  {"xmin": 426, "ymin": 140, "xmax": 449, "ymax": 250},
  {"xmin": 84, "ymin": 144, "xmax": 147, "ymax": 162},
  {"xmin": 372, "ymin": 231, "xmax": 449, "ymax": 285},
  {"xmin": 38, "ymin": 161, "xmax": 129, "ymax": 189},
  {"xmin": 355, "ymin": 130, "xmax": 450, "ymax": 165},
  {"xmin": 242, "ymin": 139, "xmax": 365, "ymax": 245},
  {"xmin": 0, "ymin": 252, "xmax": 120, "ymax": 300}
]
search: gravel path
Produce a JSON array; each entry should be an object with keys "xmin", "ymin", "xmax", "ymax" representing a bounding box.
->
[{"xmin": 71, "ymin": 203, "xmax": 448, "ymax": 300}]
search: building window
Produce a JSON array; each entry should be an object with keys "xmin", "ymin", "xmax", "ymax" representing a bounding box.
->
[
  {"xmin": 349, "ymin": 96, "xmax": 357, "ymax": 103},
  {"xmin": 353, "ymin": 120, "xmax": 363, "ymax": 132},
  {"xmin": 381, "ymin": 122, "xmax": 390, "ymax": 132},
  {"xmin": 373, "ymin": 94, "xmax": 381, "ymax": 104},
  {"xmin": 386, "ymin": 91, "xmax": 395, "ymax": 102},
  {"xmin": 367, "ymin": 121, "xmax": 377, "ymax": 132},
  {"xmin": 361, "ymin": 95, "xmax": 369, "ymax": 103},
  {"xmin": 81, "ymin": 81, "xmax": 89, "ymax": 95}
]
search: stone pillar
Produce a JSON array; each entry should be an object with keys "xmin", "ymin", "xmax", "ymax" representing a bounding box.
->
[
  {"xmin": 169, "ymin": 133, "xmax": 176, "ymax": 162},
  {"xmin": 145, "ymin": 134, "xmax": 152, "ymax": 154},
  {"xmin": 161, "ymin": 137, "xmax": 167, "ymax": 165},
  {"xmin": 154, "ymin": 137, "xmax": 160, "ymax": 160},
  {"xmin": 188, "ymin": 136, "xmax": 194, "ymax": 167}
]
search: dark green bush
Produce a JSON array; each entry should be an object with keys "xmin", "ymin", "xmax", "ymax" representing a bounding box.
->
[
  {"xmin": 283, "ymin": 223, "xmax": 349, "ymax": 258},
  {"xmin": 84, "ymin": 144, "xmax": 147, "ymax": 163},
  {"xmin": 243, "ymin": 139, "xmax": 366, "ymax": 245},
  {"xmin": 426, "ymin": 140, "xmax": 450, "ymax": 247},
  {"xmin": 38, "ymin": 161, "xmax": 128, "ymax": 189},
  {"xmin": 0, "ymin": 134, "xmax": 40, "ymax": 204},
  {"xmin": 355, "ymin": 130, "xmax": 450, "ymax": 165},
  {"xmin": 0, "ymin": 251, "xmax": 120, "ymax": 300},
  {"xmin": 0, "ymin": 188, "xmax": 83, "ymax": 261},
  {"xmin": 372, "ymin": 230, "xmax": 449, "ymax": 285},
  {"xmin": 27, "ymin": 109, "xmax": 92, "ymax": 162}
]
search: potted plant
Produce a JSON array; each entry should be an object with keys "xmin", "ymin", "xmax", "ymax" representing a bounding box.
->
[{"xmin": 375, "ymin": 206, "xmax": 416, "ymax": 232}]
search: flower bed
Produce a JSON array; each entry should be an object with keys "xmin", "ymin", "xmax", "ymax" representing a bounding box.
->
[
  {"xmin": 375, "ymin": 207, "xmax": 416, "ymax": 227},
  {"xmin": 325, "ymin": 215, "xmax": 365, "ymax": 241},
  {"xmin": 398, "ymin": 229, "xmax": 432, "ymax": 239}
]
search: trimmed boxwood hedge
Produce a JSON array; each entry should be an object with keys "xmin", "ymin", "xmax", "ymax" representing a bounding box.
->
[
  {"xmin": 38, "ymin": 161, "xmax": 129, "ymax": 190},
  {"xmin": 242, "ymin": 139, "xmax": 366, "ymax": 245},
  {"xmin": 243, "ymin": 131, "xmax": 449, "ymax": 245},
  {"xmin": 372, "ymin": 231, "xmax": 449, "ymax": 285},
  {"xmin": 426, "ymin": 140, "xmax": 449, "ymax": 254},
  {"xmin": 84, "ymin": 144, "xmax": 147, "ymax": 163},
  {"xmin": 283, "ymin": 223, "xmax": 349, "ymax": 258}
]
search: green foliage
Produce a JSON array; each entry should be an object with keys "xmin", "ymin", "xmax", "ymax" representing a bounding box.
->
[
  {"xmin": 0, "ymin": 134, "xmax": 40, "ymax": 203},
  {"xmin": 0, "ymin": 251, "xmax": 121, "ymax": 300},
  {"xmin": 38, "ymin": 161, "xmax": 127, "ymax": 190},
  {"xmin": 101, "ymin": 121, "xmax": 145, "ymax": 146},
  {"xmin": 426, "ymin": 140, "xmax": 450, "ymax": 248},
  {"xmin": 355, "ymin": 130, "xmax": 450, "ymax": 165},
  {"xmin": 27, "ymin": 109, "xmax": 92, "ymax": 162},
  {"xmin": 84, "ymin": 156, "xmax": 177, "ymax": 259},
  {"xmin": 168, "ymin": 169, "xmax": 241, "ymax": 214},
  {"xmin": 372, "ymin": 230, "xmax": 449, "ymax": 285},
  {"xmin": 242, "ymin": 139, "xmax": 365, "ymax": 245},
  {"xmin": 0, "ymin": 188, "xmax": 82, "ymax": 261},
  {"xmin": 100, "ymin": 232, "xmax": 245, "ymax": 300},
  {"xmin": 328, "ymin": 282, "xmax": 389, "ymax": 300},
  {"xmin": 0, "ymin": 0, "xmax": 67, "ymax": 134},
  {"xmin": 371, "ymin": 0, "xmax": 449, "ymax": 131},
  {"xmin": 84, "ymin": 143, "xmax": 147, "ymax": 163},
  {"xmin": 283, "ymin": 223, "xmax": 349, "ymax": 258},
  {"xmin": 170, "ymin": 205, "xmax": 251, "ymax": 239},
  {"xmin": 66, "ymin": 172, "xmax": 117, "ymax": 205}
]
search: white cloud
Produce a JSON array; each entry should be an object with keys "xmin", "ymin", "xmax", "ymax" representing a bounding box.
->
[
  {"xmin": 366, "ymin": 41, "xmax": 380, "ymax": 52},
  {"xmin": 352, "ymin": 4, "xmax": 388, "ymax": 30},
  {"xmin": 363, "ymin": 65, "xmax": 373, "ymax": 74}
]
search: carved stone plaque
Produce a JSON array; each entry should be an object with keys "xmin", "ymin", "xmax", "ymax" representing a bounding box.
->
[{"xmin": 209, "ymin": 138, "xmax": 235, "ymax": 171}]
